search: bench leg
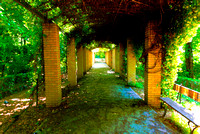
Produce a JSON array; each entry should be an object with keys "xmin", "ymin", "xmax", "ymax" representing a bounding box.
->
[
  {"xmin": 162, "ymin": 107, "xmax": 167, "ymax": 118},
  {"xmin": 176, "ymin": 93, "xmax": 179, "ymax": 101},
  {"xmin": 188, "ymin": 121, "xmax": 192, "ymax": 131},
  {"xmin": 176, "ymin": 92, "xmax": 182, "ymax": 104},
  {"xmin": 191, "ymin": 126, "xmax": 200, "ymax": 134}
]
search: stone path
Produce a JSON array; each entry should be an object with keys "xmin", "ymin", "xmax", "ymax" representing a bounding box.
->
[{"xmin": 42, "ymin": 63, "xmax": 177, "ymax": 134}]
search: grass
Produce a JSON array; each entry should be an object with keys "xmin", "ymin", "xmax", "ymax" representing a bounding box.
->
[
  {"xmin": 134, "ymin": 75, "xmax": 200, "ymax": 134},
  {"xmin": 128, "ymin": 81, "xmax": 144, "ymax": 89},
  {"xmin": 170, "ymin": 111, "xmax": 200, "ymax": 134}
]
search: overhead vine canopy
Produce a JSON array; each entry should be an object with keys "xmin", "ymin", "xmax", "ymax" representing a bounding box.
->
[
  {"xmin": 12, "ymin": 0, "xmax": 185, "ymax": 30},
  {"xmin": 1, "ymin": 0, "xmax": 199, "ymax": 99}
]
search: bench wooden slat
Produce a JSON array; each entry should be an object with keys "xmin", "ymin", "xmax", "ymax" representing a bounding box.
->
[
  {"xmin": 173, "ymin": 83, "xmax": 200, "ymax": 102},
  {"xmin": 160, "ymin": 97, "xmax": 200, "ymax": 126}
]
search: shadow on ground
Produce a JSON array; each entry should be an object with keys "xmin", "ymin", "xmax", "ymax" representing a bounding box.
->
[{"xmin": 39, "ymin": 63, "xmax": 177, "ymax": 134}]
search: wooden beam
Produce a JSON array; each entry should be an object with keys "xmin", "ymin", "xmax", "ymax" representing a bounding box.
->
[{"xmin": 13, "ymin": 0, "xmax": 49, "ymax": 22}]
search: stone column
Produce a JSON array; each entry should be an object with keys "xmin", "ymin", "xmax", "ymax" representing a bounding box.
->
[
  {"xmin": 83, "ymin": 47, "xmax": 86, "ymax": 74},
  {"xmin": 144, "ymin": 20, "xmax": 162, "ymax": 107},
  {"xmin": 115, "ymin": 46, "xmax": 120, "ymax": 73},
  {"xmin": 42, "ymin": 23, "xmax": 61, "ymax": 107},
  {"xmin": 127, "ymin": 39, "xmax": 136, "ymax": 84},
  {"xmin": 67, "ymin": 37, "xmax": 77, "ymax": 86},
  {"xmin": 77, "ymin": 46, "xmax": 83, "ymax": 79},
  {"xmin": 119, "ymin": 43, "xmax": 125, "ymax": 78}
]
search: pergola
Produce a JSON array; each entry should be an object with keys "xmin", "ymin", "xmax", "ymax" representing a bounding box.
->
[{"xmin": 13, "ymin": 0, "xmax": 179, "ymax": 108}]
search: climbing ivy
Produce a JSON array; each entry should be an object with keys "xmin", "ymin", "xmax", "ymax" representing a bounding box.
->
[
  {"xmin": 161, "ymin": 0, "xmax": 200, "ymax": 98},
  {"xmin": 86, "ymin": 40, "xmax": 115, "ymax": 50},
  {"xmin": 178, "ymin": 28, "xmax": 200, "ymax": 79}
]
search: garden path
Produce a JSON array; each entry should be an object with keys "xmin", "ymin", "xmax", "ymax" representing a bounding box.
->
[{"xmin": 41, "ymin": 63, "xmax": 177, "ymax": 134}]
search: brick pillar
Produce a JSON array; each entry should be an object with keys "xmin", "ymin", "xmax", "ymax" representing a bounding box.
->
[
  {"xmin": 90, "ymin": 51, "xmax": 92, "ymax": 68},
  {"xmin": 106, "ymin": 51, "xmax": 109, "ymax": 65},
  {"xmin": 67, "ymin": 37, "xmax": 77, "ymax": 86},
  {"xmin": 119, "ymin": 43, "xmax": 125, "ymax": 78},
  {"xmin": 83, "ymin": 47, "xmax": 86, "ymax": 74},
  {"xmin": 112, "ymin": 49, "xmax": 115, "ymax": 70},
  {"xmin": 91, "ymin": 51, "xmax": 93, "ymax": 67},
  {"xmin": 77, "ymin": 46, "xmax": 83, "ymax": 79},
  {"xmin": 88, "ymin": 49, "xmax": 90, "ymax": 70},
  {"xmin": 86, "ymin": 49, "xmax": 89, "ymax": 72},
  {"xmin": 92, "ymin": 51, "xmax": 95, "ymax": 66},
  {"xmin": 89, "ymin": 50, "xmax": 92, "ymax": 69},
  {"xmin": 144, "ymin": 20, "xmax": 162, "ymax": 108},
  {"xmin": 109, "ymin": 50, "xmax": 112, "ymax": 68},
  {"xmin": 42, "ymin": 23, "xmax": 61, "ymax": 107},
  {"xmin": 105, "ymin": 52, "xmax": 107, "ymax": 64},
  {"xmin": 108, "ymin": 51, "xmax": 110, "ymax": 66},
  {"xmin": 107, "ymin": 52, "xmax": 109, "ymax": 65},
  {"xmin": 107, "ymin": 51, "xmax": 109, "ymax": 65},
  {"xmin": 115, "ymin": 46, "xmax": 120, "ymax": 73},
  {"xmin": 127, "ymin": 39, "xmax": 136, "ymax": 84}
]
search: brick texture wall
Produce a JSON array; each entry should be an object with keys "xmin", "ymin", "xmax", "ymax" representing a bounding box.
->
[
  {"xmin": 144, "ymin": 20, "xmax": 162, "ymax": 108},
  {"xmin": 89, "ymin": 50, "xmax": 92, "ymax": 69},
  {"xmin": 86, "ymin": 49, "xmax": 89, "ymax": 71},
  {"xmin": 107, "ymin": 51, "xmax": 110, "ymax": 67},
  {"xmin": 42, "ymin": 23, "xmax": 62, "ymax": 107},
  {"xmin": 83, "ymin": 47, "xmax": 86, "ymax": 74},
  {"xmin": 77, "ymin": 46, "xmax": 83, "ymax": 79},
  {"xmin": 109, "ymin": 50, "xmax": 112, "ymax": 68},
  {"xmin": 67, "ymin": 37, "xmax": 77, "ymax": 86}
]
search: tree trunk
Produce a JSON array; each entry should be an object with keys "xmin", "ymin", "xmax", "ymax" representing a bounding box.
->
[{"xmin": 185, "ymin": 42, "xmax": 194, "ymax": 78}]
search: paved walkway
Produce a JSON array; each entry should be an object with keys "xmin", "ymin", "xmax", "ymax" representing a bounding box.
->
[{"xmin": 43, "ymin": 63, "xmax": 177, "ymax": 134}]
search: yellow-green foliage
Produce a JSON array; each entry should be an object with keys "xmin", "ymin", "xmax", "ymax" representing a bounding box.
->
[
  {"xmin": 161, "ymin": 0, "xmax": 200, "ymax": 98},
  {"xmin": 171, "ymin": 111, "xmax": 200, "ymax": 134}
]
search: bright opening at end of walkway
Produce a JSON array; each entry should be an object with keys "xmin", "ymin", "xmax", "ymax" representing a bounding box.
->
[
  {"xmin": 92, "ymin": 47, "xmax": 109, "ymax": 64},
  {"xmin": 92, "ymin": 63, "xmax": 109, "ymax": 68},
  {"xmin": 92, "ymin": 63, "xmax": 115, "ymax": 73}
]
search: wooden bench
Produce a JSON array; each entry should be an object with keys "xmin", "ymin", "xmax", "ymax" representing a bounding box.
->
[{"xmin": 160, "ymin": 97, "xmax": 200, "ymax": 134}]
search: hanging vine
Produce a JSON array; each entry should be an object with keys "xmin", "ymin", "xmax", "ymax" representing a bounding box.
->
[{"xmin": 161, "ymin": 0, "xmax": 200, "ymax": 98}]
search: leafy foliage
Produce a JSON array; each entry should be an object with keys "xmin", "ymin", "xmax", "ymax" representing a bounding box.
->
[
  {"xmin": 0, "ymin": 0, "xmax": 71, "ymax": 99},
  {"xmin": 95, "ymin": 52, "xmax": 105, "ymax": 58},
  {"xmin": 86, "ymin": 40, "xmax": 115, "ymax": 50},
  {"xmin": 177, "ymin": 27, "xmax": 200, "ymax": 79},
  {"xmin": 176, "ymin": 76, "xmax": 200, "ymax": 92},
  {"xmin": 128, "ymin": 81, "xmax": 143, "ymax": 89},
  {"xmin": 161, "ymin": 0, "xmax": 200, "ymax": 98},
  {"xmin": 60, "ymin": 32, "xmax": 68, "ymax": 74},
  {"xmin": 0, "ymin": 1, "xmax": 43, "ymax": 98}
]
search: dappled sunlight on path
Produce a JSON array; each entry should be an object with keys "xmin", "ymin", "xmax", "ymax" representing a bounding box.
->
[
  {"xmin": 40, "ymin": 63, "xmax": 177, "ymax": 134},
  {"xmin": 0, "ymin": 89, "xmax": 47, "ymax": 133}
]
